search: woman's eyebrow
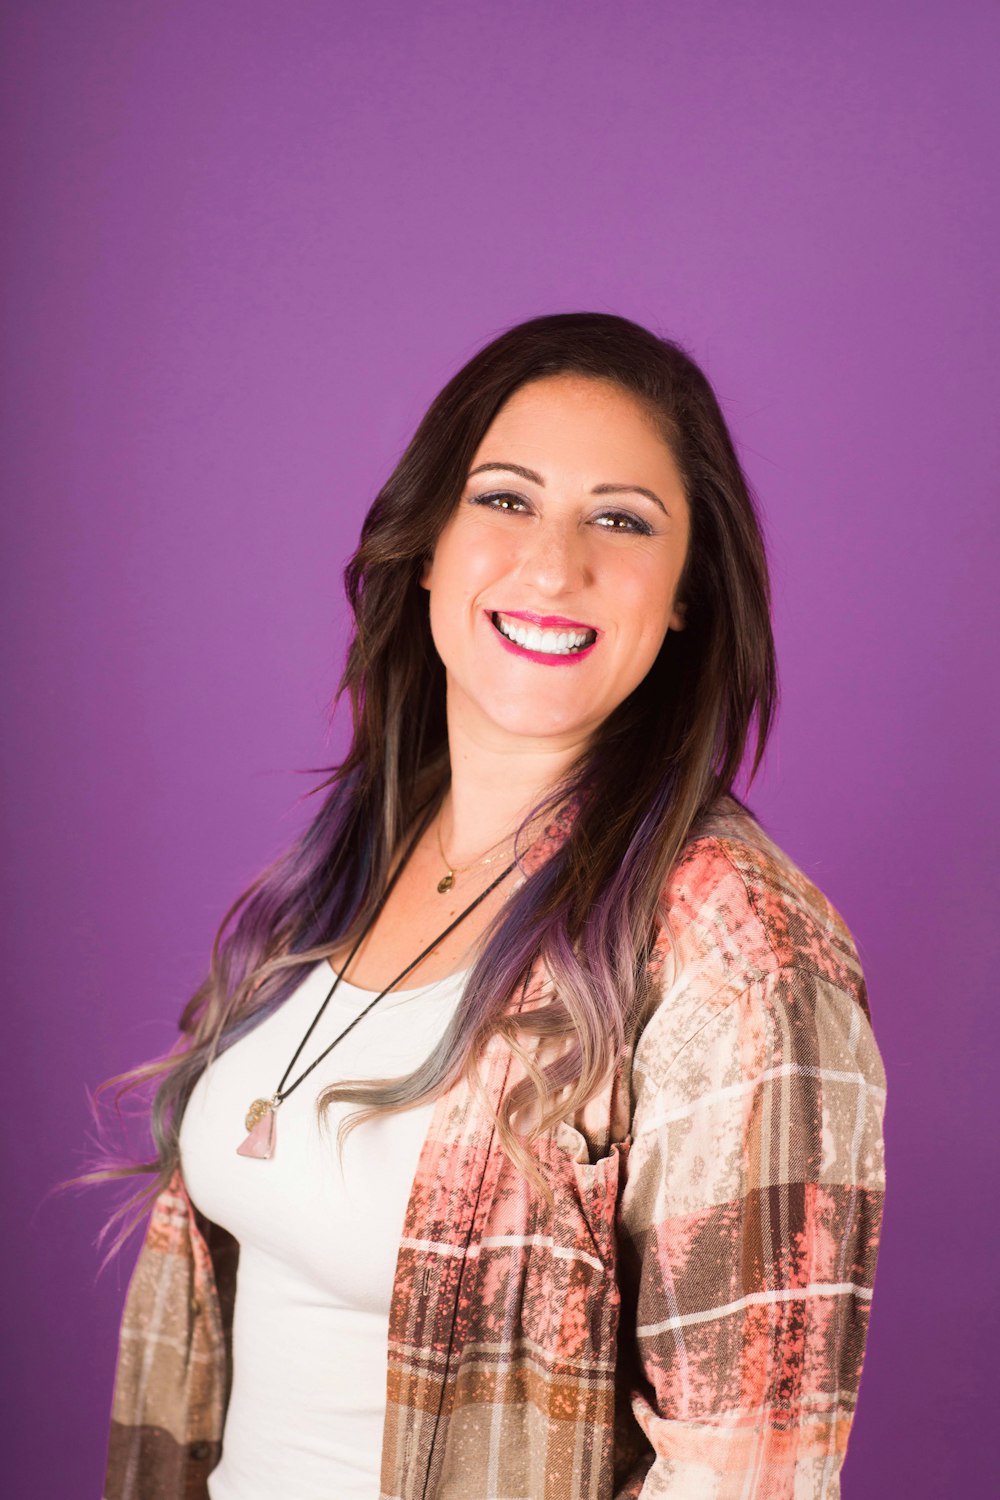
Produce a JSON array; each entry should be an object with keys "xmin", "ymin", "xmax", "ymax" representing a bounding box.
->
[
  {"xmin": 467, "ymin": 461, "xmax": 668, "ymax": 514},
  {"xmin": 468, "ymin": 461, "xmax": 545, "ymax": 485},
  {"xmin": 592, "ymin": 481, "xmax": 668, "ymax": 515}
]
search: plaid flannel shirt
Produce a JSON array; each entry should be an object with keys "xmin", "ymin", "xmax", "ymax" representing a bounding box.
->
[{"xmin": 104, "ymin": 795, "xmax": 886, "ymax": 1499}]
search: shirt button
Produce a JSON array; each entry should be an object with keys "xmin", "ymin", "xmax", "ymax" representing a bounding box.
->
[{"xmin": 189, "ymin": 1441, "xmax": 211, "ymax": 1461}]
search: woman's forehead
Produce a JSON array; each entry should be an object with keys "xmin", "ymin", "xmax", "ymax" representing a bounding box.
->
[{"xmin": 471, "ymin": 375, "xmax": 683, "ymax": 490}]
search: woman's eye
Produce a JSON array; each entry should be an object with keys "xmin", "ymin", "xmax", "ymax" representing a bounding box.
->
[
  {"xmin": 469, "ymin": 490, "xmax": 530, "ymax": 513},
  {"xmin": 594, "ymin": 510, "xmax": 653, "ymax": 535}
]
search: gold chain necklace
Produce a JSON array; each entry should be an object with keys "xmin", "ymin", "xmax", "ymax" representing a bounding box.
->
[{"xmin": 434, "ymin": 809, "xmax": 521, "ymax": 894}]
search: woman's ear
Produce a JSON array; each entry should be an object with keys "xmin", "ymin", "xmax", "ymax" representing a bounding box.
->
[
  {"xmin": 419, "ymin": 553, "xmax": 433, "ymax": 589},
  {"xmin": 669, "ymin": 599, "xmax": 687, "ymax": 631}
]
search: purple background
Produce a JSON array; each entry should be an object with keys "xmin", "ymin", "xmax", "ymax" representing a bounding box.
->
[{"xmin": 2, "ymin": 2, "xmax": 997, "ymax": 1493}]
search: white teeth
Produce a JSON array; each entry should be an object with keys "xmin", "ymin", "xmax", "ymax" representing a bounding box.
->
[{"xmin": 492, "ymin": 613, "xmax": 596, "ymax": 655}]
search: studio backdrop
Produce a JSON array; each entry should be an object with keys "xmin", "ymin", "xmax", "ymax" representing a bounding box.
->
[{"xmin": 1, "ymin": 2, "xmax": 996, "ymax": 1495}]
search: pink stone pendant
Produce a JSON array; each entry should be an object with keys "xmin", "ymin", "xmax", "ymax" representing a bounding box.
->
[{"xmin": 237, "ymin": 1099, "xmax": 277, "ymax": 1159}]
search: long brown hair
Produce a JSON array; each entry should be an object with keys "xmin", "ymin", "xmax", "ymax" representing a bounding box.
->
[{"xmin": 89, "ymin": 311, "xmax": 777, "ymax": 1245}]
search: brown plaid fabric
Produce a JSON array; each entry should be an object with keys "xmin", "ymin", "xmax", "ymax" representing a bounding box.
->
[{"xmin": 104, "ymin": 796, "xmax": 885, "ymax": 1498}]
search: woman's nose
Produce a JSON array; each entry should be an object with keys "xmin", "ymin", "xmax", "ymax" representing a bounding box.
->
[{"xmin": 516, "ymin": 517, "xmax": 591, "ymax": 596}]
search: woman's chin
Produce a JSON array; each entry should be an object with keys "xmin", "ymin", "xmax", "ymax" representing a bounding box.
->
[{"xmin": 461, "ymin": 702, "xmax": 603, "ymax": 749}]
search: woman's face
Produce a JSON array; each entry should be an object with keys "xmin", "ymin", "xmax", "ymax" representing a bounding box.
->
[{"xmin": 420, "ymin": 373, "xmax": 691, "ymax": 753}]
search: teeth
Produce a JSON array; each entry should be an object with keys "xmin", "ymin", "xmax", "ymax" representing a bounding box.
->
[{"xmin": 492, "ymin": 613, "xmax": 596, "ymax": 655}]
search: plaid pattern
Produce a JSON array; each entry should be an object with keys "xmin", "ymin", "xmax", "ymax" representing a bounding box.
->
[{"xmin": 104, "ymin": 796, "xmax": 885, "ymax": 1498}]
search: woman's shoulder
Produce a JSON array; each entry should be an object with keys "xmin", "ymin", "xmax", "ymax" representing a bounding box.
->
[
  {"xmin": 629, "ymin": 793, "xmax": 885, "ymax": 1140},
  {"xmin": 649, "ymin": 792, "xmax": 869, "ymax": 1025}
]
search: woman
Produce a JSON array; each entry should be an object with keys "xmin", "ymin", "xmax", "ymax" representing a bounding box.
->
[{"xmin": 99, "ymin": 311, "xmax": 886, "ymax": 1500}]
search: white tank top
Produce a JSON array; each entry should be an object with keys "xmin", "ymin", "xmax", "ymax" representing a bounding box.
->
[{"xmin": 178, "ymin": 957, "xmax": 469, "ymax": 1500}]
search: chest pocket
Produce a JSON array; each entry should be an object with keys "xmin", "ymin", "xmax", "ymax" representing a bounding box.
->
[
  {"xmin": 548, "ymin": 1119, "xmax": 630, "ymax": 1264},
  {"xmin": 515, "ymin": 1122, "xmax": 631, "ymax": 1368}
]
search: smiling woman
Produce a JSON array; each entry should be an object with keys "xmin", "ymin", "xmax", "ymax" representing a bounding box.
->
[{"xmin": 93, "ymin": 312, "xmax": 886, "ymax": 1500}]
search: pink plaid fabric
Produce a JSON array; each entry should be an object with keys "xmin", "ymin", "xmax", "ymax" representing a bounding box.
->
[{"xmin": 104, "ymin": 795, "xmax": 885, "ymax": 1498}]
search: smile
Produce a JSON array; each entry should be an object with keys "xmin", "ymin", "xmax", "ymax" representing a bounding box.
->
[{"xmin": 488, "ymin": 610, "xmax": 598, "ymax": 662}]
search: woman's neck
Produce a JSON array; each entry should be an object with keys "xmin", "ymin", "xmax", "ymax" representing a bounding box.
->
[{"xmin": 438, "ymin": 706, "xmax": 588, "ymax": 866}]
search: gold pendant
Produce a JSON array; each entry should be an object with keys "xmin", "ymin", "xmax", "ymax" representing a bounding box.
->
[
  {"xmin": 437, "ymin": 871, "xmax": 455, "ymax": 893},
  {"xmin": 244, "ymin": 1098, "xmax": 272, "ymax": 1131}
]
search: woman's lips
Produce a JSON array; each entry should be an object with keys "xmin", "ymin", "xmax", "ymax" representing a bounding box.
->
[
  {"xmin": 498, "ymin": 609, "xmax": 597, "ymax": 630},
  {"xmin": 487, "ymin": 609, "xmax": 599, "ymax": 665}
]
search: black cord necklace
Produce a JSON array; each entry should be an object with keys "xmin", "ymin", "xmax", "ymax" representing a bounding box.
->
[{"xmin": 237, "ymin": 797, "xmax": 518, "ymax": 1160}]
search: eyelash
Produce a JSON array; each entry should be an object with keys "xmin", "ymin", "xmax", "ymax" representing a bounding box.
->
[{"xmin": 468, "ymin": 490, "xmax": 654, "ymax": 536}]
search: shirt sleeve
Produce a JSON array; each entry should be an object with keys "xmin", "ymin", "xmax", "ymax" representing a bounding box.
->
[{"xmin": 613, "ymin": 963, "xmax": 886, "ymax": 1498}]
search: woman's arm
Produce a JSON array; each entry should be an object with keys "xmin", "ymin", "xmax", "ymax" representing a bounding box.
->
[{"xmin": 614, "ymin": 964, "xmax": 886, "ymax": 1498}]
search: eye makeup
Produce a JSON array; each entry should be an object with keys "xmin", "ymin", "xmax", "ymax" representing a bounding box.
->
[{"xmin": 467, "ymin": 490, "xmax": 655, "ymax": 536}]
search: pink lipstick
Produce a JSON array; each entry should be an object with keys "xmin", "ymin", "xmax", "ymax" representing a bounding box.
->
[{"xmin": 485, "ymin": 609, "xmax": 599, "ymax": 667}]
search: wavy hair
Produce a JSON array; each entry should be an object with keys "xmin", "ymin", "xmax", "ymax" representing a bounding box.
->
[{"xmin": 87, "ymin": 310, "xmax": 778, "ymax": 1245}]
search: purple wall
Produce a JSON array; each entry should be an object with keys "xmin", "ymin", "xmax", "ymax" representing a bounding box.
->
[{"xmin": 3, "ymin": 2, "xmax": 996, "ymax": 1492}]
